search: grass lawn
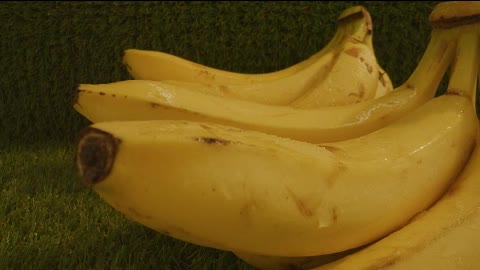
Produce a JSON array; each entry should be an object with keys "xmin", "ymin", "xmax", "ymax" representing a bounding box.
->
[{"xmin": 0, "ymin": 143, "xmax": 254, "ymax": 270}]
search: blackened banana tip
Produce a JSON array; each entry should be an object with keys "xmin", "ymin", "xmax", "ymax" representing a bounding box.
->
[{"xmin": 75, "ymin": 127, "xmax": 121, "ymax": 187}]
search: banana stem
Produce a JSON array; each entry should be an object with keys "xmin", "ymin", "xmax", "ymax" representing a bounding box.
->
[
  {"xmin": 446, "ymin": 30, "xmax": 480, "ymax": 103},
  {"xmin": 403, "ymin": 29, "xmax": 457, "ymax": 98},
  {"xmin": 337, "ymin": 6, "xmax": 371, "ymax": 43}
]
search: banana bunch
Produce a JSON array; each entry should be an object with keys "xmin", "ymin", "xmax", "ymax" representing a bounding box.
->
[
  {"xmin": 74, "ymin": 3, "xmax": 456, "ymax": 144},
  {"xmin": 122, "ymin": 6, "xmax": 393, "ymax": 106},
  {"xmin": 73, "ymin": 2, "xmax": 480, "ymax": 270}
]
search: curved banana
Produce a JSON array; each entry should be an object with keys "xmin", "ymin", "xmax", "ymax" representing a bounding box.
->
[
  {"xmin": 74, "ymin": 20, "xmax": 458, "ymax": 143},
  {"xmin": 123, "ymin": 6, "xmax": 384, "ymax": 106},
  {"xmin": 74, "ymin": 86, "xmax": 478, "ymax": 258},
  {"xmin": 314, "ymin": 125, "xmax": 480, "ymax": 270}
]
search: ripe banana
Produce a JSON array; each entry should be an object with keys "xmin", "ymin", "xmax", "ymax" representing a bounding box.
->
[
  {"xmin": 123, "ymin": 6, "xmax": 387, "ymax": 106},
  {"xmin": 74, "ymin": 30, "xmax": 479, "ymax": 256},
  {"xmin": 74, "ymin": 20, "xmax": 457, "ymax": 143},
  {"xmin": 313, "ymin": 124, "xmax": 480, "ymax": 270}
]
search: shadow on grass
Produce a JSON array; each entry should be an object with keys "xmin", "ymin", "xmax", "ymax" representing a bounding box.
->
[
  {"xmin": 1, "ymin": 216, "xmax": 254, "ymax": 270},
  {"xmin": 0, "ymin": 142, "xmax": 87, "ymax": 196}
]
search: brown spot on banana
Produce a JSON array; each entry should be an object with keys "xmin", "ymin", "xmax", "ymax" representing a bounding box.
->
[
  {"xmin": 150, "ymin": 102, "xmax": 160, "ymax": 108},
  {"xmin": 199, "ymin": 124, "xmax": 213, "ymax": 130},
  {"xmin": 446, "ymin": 88, "xmax": 469, "ymax": 97},
  {"xmin": 239, "ymin": 200, "xmax": 257, "ymax": 216},
  {"xmin": 319, "ymin": 145, "xmax": 343, "ymax": 153},
  {"xmin": 406, "ymin": 84, "xmax": 416, "ymax": 90},
  {"xmin": 75, "ymin": 127, "xmax": 121, "ymax": 187},
  {"xmin": 286, "ymin": 188, "xmax": 314, "ymax": 217},
  {"xmin": 379, "ymin": 70, "xmax": 387, "ymax": 87},
  {"xmin": 331, "ymin": 207, "xmax": 338, "ymax": 222},
  {"xmin": 197, "ymin": 68, "xmax": 215, "ymax": 81},
  {"xmin": 358, "ymin": 57, "xmax": 373, "ymax": 74},
  {"xmin": 99, "ymin": 92, "xmax": 105, "ymax": 95},
  {"xmin": 318, "ymin": 145, "xmax": 350, "ymax": 159},
  {"xmin": 218, "ymin": 85, "xmax": 229, "ymax": 94},
  {"xmin": 344, "ymin": 47, "xmax": 361, "ymax": 58},
  {"xmin": 351, "ymin": 84, "xmax": 366, "ymax": 100},
  {"xmin": 429, "ymin": 2, "xmax": 480, "ymax": 28},
  {"xmin": 194, "ymin": 136, "xmax": 230, "ymax": 146}
]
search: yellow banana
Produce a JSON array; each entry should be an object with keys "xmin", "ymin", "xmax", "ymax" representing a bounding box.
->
[
  {"xmin": 313, "ymin": 123, "xmax": 480, "ymax": 270},
  {"xmin": 74, "ymin": 30, "xmax": 478, "ymax": 256},
  {"xmin": 73, "ymin": 20, "xmax": 458, "ymax": 143},
  {"xmin": 313, "ymin": 135, "xmax": 480, "ymax": 266},
  {"xmin": 122, "ymin": 6, "xmax": 386, "ymax": 106}
]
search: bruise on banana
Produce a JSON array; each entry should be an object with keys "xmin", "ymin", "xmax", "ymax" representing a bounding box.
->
[
  {"xmin": 75, "ymin": 127, "xmax": 121, "ymax": 186},
  {"xmin": 430, "ymin": 14, "xmax": 480, "ymax": 29},
  {"xmin": 378, "ymin": 69, "xmax": 388, "ymax": 88},
  {"xmin": 194, "ymin": 136, "xmax": 230, "ymax": 146},
  {"xmin": 286, "ymin": 187, "xmax": 314, "ymax": 217},
  {"xmin": 446, "ymin": 88, "xmax": 467, "ymax": 96},
  {"xmin": 74, "ymin": 88, "xmax": 121, "ymax": 107}
]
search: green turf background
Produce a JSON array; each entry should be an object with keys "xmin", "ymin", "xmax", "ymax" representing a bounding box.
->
[
  {"xmin": 2, "ymin": 1, "xmax": 466, "ymax": 147},
  {"xmin": 2, "ymin": 1, "xmax": 477, "ymax": 269}
]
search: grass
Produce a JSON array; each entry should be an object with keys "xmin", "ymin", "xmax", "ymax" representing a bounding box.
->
[{"xmin": 0, "ymin": 144, "xmax": 254, "ymax": 269}]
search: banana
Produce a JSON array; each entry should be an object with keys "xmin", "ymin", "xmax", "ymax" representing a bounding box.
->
[
  {"xmin": 122, "ymin": 6, "xmax": 385, "ymax": 106},
  {"xmin": 74, "ymin": 27, "xmax": 479, "ymax": 256},
  {"xmin": 312, "ymin": 123, "xmax": 480, "ymax": 270},
  {"xmin": 73, "ymin": 20, "xmax": 457, "ymax": 143}
]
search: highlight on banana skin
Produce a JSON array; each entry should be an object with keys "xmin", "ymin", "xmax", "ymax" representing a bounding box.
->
[{"xmin": 72, "ymin": 2, "xmax": 480, "ymax": 270}]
